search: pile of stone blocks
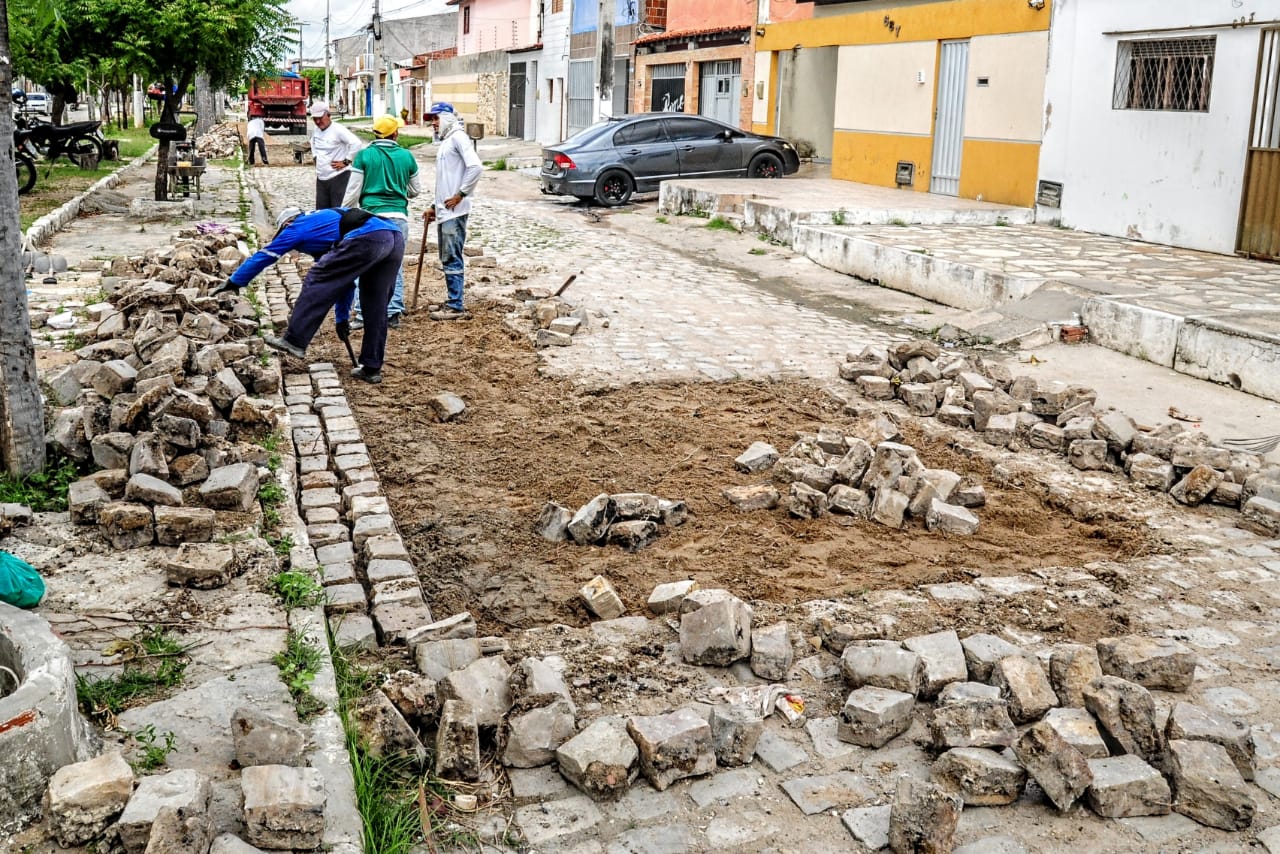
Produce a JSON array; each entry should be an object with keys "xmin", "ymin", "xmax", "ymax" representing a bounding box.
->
[
  {"xmin": 196, "ymin": 123, "xmax": 244, "ymax": 160},
  {"xmin": 42, "ymin": 704, "xmax": 324, "ymax": 853},
  {"xmin": 535, "ymin": 492, "xmax": 688, "ymax": 551},
  {"xmin": 726, "ymin": 426, "xmax": 982, "ymax": 535},
  {"xmin": 833, "ymin": 630, "xmax": 1256, "ymax": 848},
  {"xmin": 43, "ymin": 235, "xmax": 285, "ymax": 551},
  {"xmin": 839, "ymin": 341, "xmax": 1280, "ymax": 533},
  {"xmin": 506, "ymin": 283, "xmax": 594, "ymax": 349}
]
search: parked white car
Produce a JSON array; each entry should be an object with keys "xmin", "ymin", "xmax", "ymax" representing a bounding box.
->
[{"xmin": 20, "ymin": 92, "xmax": 51, "ymax": 117}]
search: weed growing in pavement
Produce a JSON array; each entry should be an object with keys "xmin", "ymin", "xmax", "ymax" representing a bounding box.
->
[
  {"xmin": 61, "ymin": 332, "xmax": 85, "ymax": 351},
  {"xmin": 831, "ymin": 209, "xmax": 847, "ymax": 226},
  {"xmin": 0, "ymin": 453, "xmax": 82, "ymax": 511},
  {"xmin": 996, "ymin": 216, "xmax": 1010, "ymax": 227},
  {"xmin": 267, "ymin": 532, "xmax": 295, "ymax": 559},
  {"xmin": 259, "ymin": 430, "xmax": 284, "ymax": 472},
  {"xmin": 491, "ymin": 158, "xmax": 508, "ymax": 171},
  {"xmin": 273, "ymin": 568, "xmax": 323, "ymax": 608},
  {"xmin": 705, "ymin": 216, "xmax": 736, "ymax": 232},
  {"xmin": 76, "ymin": 627, "xmax": 190, "ymax": 723},
  {"xmin": 259, "ymin": 479, "xmax": 286, "ymax": 528},
  {"xmin": 748, "ymin": 247, "xmax": 767, "ymax": 256},
  {"xmin": 332, "ymin": 635, "xmax": 478, "ymax": 852},
  {"xmin": 124, "ymin": 724, "xmax": 177, "ymax": 771},
  {"xmin": 655, "ymin": 215, "xmax": 668, "ymax": 224},
  {"xmin": 273, "ymin": 629, "xmax": 325, "ymax": 720},
  {"xmin": 889, "ymin": 217, "xmax": 909, "ymax": 227}
]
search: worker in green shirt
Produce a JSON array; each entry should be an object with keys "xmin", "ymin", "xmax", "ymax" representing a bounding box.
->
[{"xmin": 343, "ymin": 114, "xmax": 421, "ymax": 328}]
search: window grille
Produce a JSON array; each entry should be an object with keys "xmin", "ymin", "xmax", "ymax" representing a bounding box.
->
[
  {"xmin": 1113, "ymin": 37, "xmax": 1214, "ymax": 112},
  {"xmin": 568, "ymin": 60, "xmax": 595, "ymax": 135},
  {"xmin": 650, "ymin": 63, "xmax": 687, "ymax": 79}
]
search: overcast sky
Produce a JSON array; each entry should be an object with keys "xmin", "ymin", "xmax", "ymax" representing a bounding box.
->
[{"xmin": 286, "ymin": 0, "xmax": 453, "ymax": 62}]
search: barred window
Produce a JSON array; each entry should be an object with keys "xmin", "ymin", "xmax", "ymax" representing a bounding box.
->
[{"xmin": 1113, "ymin": 37, "xmax": 1214, "ymax": 112}]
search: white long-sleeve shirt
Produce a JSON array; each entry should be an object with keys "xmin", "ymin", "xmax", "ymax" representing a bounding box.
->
[
  {"xmin": 433, "ymin": 124, "xmax": 483, "ymax": 224},
  {"xmin": 310, "ymin": 121, "xmax": 363, "ymax": 182},
  {"xmin": 247, "ymin": 117, "xmax": 265, "ymax": 140}
]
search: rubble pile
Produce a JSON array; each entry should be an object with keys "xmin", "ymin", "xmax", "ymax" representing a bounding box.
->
[
  {"xmin": 337, "ymin": 578, "xmax": 1254, "ymax": 847},
  {"xmin": 195, "ymin": 123, "xmax": 244, "ymax": 160},
  {"xmin": 534, "ymin": 491, "xmax": 688, "ymax": 551},
  {"xmin": 41, "ymin": 228, "xmax": 284, "ymax": 555},
  {"xmin": 42, "ymin": 707, "xmax": 324, "ymax": 852},
  {"xmin": 727, "ymin": 424, "xmax": 983, "ymax": 535},
  {"xmin": 506, "ymin": 283, "xmax": 600, "ymax": 348},
  {"xmin": 839, "ymin": 341, "xmax": 1280, "ymax": 534}
]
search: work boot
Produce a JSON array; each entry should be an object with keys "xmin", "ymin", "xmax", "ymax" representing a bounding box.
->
[
  {"xmin": 351, "ymin": 365, "xmax": 382, "ymax": 384},
  {"xmin": 429, "ymin": 307, "xmax": 467, "ymax": 321},
  {"xmin": 387, "ymin": 313, "xmax": 401, "ymax": 329},
  {"xmin": 263, "ymin": 334, "xmax": 306, "ymax": 359}
]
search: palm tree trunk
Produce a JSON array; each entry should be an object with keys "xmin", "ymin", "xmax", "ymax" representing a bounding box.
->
[{"xmin": 0, "ymin": 0, "xmax": 49, "ymax": 476}]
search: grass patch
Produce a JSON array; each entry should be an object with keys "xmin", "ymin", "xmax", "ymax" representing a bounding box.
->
[
  {"xmin": 0, "ymin": 453, "xmax": 82, "ymax": 511},
  {"xmin": 76, "ymin": 627, "xmax": 190, "ymax": 723},
  {"xmin": 486, "ymin": 157, "xmax": 508, "ymax": 171},
  {"xmin": 124, "ymin": 724, "xmax": 177, "ymax": 772},
  {"xmin": 889, "ymin": 217, "xmax": 909, "ymax": 227},
  {"xmin": 274, "ymin": 629, "xmax": 326, "ymax": 720},
  {"xmin": 995, "ymin": 216, "xmax": 1010, "ymax": 227},
  {"xmin": 705, "ymin": 216, "xmax": 736, "ymax": 232},
  {"xmin": 273, "ymin": 568, "xmax": 323, "ymax": 608},
  {"xmin": 831, "ymin": 209, "xmax": 847, "ymax": 226},
  {"xmin": 654, "ymin": 215, "xmax": 668, "ymax": 224},
  {"xmin": 748, "ymin": 247, "xmax": 767, "ymax": 256},
  {"xmin": 259, "ymin": 479, "xmax": 286, "ymax": 528}
]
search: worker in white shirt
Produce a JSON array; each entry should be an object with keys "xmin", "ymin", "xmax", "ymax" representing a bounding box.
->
[
  {"xmin": 246, "ymin": 115, "xmax": 267, "ymax": 166},
  {"xmin": 308, "ymin": 100, "xmax": 363, "ymax": 208}
]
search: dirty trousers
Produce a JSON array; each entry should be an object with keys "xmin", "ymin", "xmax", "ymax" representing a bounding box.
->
[{"xmin": 283, "ymin": 229, "xmax": 405, "ymax": 371}]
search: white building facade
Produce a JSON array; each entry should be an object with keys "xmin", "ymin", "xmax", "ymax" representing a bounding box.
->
[{"xmin": 1038, "ymin": 0, "xmax": 1280, "ymax": 257}]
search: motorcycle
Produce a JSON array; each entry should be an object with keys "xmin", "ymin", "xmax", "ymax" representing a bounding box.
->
[
  {"xmin": 14, "ymin": 114, "xmax": 104, "ymax": 165},
  {"xmin": 15, "ymin": 145, "xmax": 36, "ymax": 195}
]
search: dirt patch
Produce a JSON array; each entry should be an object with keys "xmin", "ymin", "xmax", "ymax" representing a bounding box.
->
[{"xmin": 327, "ymin": 301, "xmax": 1157, "ymax": 643}]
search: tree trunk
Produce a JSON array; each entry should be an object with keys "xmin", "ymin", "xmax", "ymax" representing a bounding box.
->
[
  {"xmin": 0, "ymin": 0, "xmax": 48, "ymax": 476},
  {"xmin": 194, "ymin": 74, "xmax": 216, "ymax": 137},
  {"xmin": 154, "ymin": 137, "xmax": 171, "ymax": 201}
]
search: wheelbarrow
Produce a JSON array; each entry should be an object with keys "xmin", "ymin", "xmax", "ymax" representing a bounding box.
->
[{"xmin": 166, "ymin": 154, "xmax": 207, "ymax": 199}]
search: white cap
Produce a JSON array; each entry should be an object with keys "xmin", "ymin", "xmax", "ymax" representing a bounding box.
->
[
  {"xmin": 309, "ymin": 100, "xmax": 329, "ymax": 118},
  {"xmin": 275, "ymin": 206, "xmax": 303, "ymax": 230}
]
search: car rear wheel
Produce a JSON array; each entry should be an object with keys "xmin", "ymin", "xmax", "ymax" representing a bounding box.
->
[
  {"xmin": 594, "ymin": 170, "xmax": 633, "ymax": 207},
  {"xmin": 749, "ymin": 152, "xmax": 783, "ymax": 179}
]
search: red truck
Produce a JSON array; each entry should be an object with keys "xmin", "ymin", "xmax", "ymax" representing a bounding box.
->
[{"xmin": 248, "ymin": 73, "xmax": 309, "ymax": 135}]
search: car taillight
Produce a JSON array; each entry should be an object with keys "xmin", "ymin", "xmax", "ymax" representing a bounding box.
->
[{"xmin": 553, "ymin": 152, "xmax": 576, "ymax": 170}]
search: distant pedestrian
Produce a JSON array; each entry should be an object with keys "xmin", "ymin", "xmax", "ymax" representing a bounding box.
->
[
  {"xmin": 308, "ymin": 100, "xmax": 363, "ymax": 208},
  {"xmin": 343, "ymin": 114, "xmax": 421, "ymax": 329},
  {"xmin": 246, "ymin": 115, "xmax": 268, "ymax": 166},
  {"xmin": 217, "ymin": 206, "xmax": 406, "ymax": 384},
  {"xmin": 424, "ymin": 102, "xmax": 482, "ymax": 321}
]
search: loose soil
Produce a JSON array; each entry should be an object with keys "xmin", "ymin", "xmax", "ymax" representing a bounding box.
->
[{"xmin": 324, "ymin": 300, "xmax": 1158, "ymax": 648}]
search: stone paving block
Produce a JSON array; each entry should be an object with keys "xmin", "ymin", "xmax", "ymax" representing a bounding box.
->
[
  {"xmin": 1042, "ymin": 707, "xmax": 1109, "ymax": 759},
  {"xmin": 1086, "ymin": 755, "xmax": 1171, "ymax": 818},
  {"xmin": 315, "ymin": 541, "xmax": 355, "ymax": 566},
  {"xmin": 365, "ymin": 534, "xmax": 410, "ymax": 563},
  {"xmin": 116, "ymin": 769, "xmax": 211, "ymax": 854},
  {"xmin": 780, "ymin": 771, "xmax": 875, "ymax": 816},
  {"xmin": 805, "ymin": 715, "xmax": 857, "ymax": 759},
  {"xmin": 435, "ymin": 699, "xmax": 481, "ymax": 781},
  {"xmin": 307, "ymin": 523, "xmax": 349, "ymax": 547},
  {"xmin": 210, "ymin": 833, "xmax": 264, "ymax": 854},
  {"xmin": 508, "ymin": 766, "xmax": 572, "ymax": 804},
  {"xmin": 842, "ymin": 804, "xmax": 891, "ymax": 851},
  {"xmin": 991, "ymin": 655, "xmax": 1058, "ymax": 723},
  {"xmin": 1168, "ymin": 738, "xmax": 1255, "ymax": 830},
  {"xmin": 1013, "ymin": 720, "xmax": 1093, "ymax": 812},
  {"xmin": 166, "ymin": 542, "xmax": 237, "ymax": 589},
  {"xmin": 627, "ymin": 708, "xmax": 716, "ymax": 791},
  {"xmin": 154, "ymin": 506, "xmax": 215, "ymax": 546},
  {"xmin": 232, "ymin": 708, "xmax": 307, "ymax": 769},
  {"xmin": 929, "ymin": 695, "xmax": 1017, "ymax": 750},
  {"xmin": 438, "ymin": 655, "xmax": 514, "ymax": 727},
  {"xmin": 324, "ymin": 583, "xmax": 367, "ymax": 615},
  {"xmin": 687, "ymin": 767, "xmax": 760, "ymax": 808},
  {"xmin": 750, "ymin": 621, "xmax": 792, "ymax": 681},
  {"xmin": 960, "ymin": 633, "xmax": 1024, "ymax": 683},
  {"xmin": 370, "ymin": 577, "xmax": 423, "ymax": 609},
  {"xmin": 841, "ymin": 641, "xmax": 921, "ymax": 695},
  {"xmin": 1096, "ymin": 635, "xmax": 1196, "ymax": 692},
  {"xmin": 373, "ymin": 600, "xmax": 434, "ymax": 645},
  {"xmin": 1084, "ymin": 675, "xmax": 1165, "ymax": 766},
  {"xmin": 753, "ymin": 729, "xmax": 807, "ymax": 773},
  {"xmin": 333, "ymin": 614, "xmax": 377, "ymax": 651},
  {"xmin": 99, "ymin": 501, "xmax": 154, "ymax": 549},
  {"xmin": 1165, "ymin": 700, "xmax": 1255, "ymax": 781},
  {"xmin": 1049, "ymin": 643, "xmax": 1104, "ymax": 708},
  {"xmin": 926, "ymin": 498, "xmax": 979, "ymax": 534},
  {"xmin": 888, "ymin": 776, "xmax": 961, "ymax": 854},
  {"xmin": 556, "ymin": 716, "xmax": 639, "ymax": 800},
  {"xmin": 304, "ymin": 507, "xmax": 341, "ymax": 526},
  {"xmin": 647, "ymin": 579, "xmax": 698, "ymax": 614},
  {"xmin": 415, "ymin": 637, "xmax": 482, "ymax": 684},
  {"xmin": 837, "ymin": 687, "xmax": 914, "ymax": 748},
  {"xmin": 679, "ymin": 589, "xmax": 752, "ymax": 666},
  {"xmin": 199, "ymin": 462, "xmax": 259, "ymax": 511},
  {"xmin": 903, "ymin": 629, "xmax": 966, "ymax": 699},
  {"xmin": 932, "ymin": 747, "xmax": 1026, "ymax": 806},
  {"xmin": 514, "ymin": 796, "xmax": 605, "ymax": 848},
  {"xmin": 735, "ymin": 441, "xmax": 779, "ymax": 473},
  {"xmin": 723, "ymin": 484, "xmax": 780, "ymax": 511},
  {"xmin": 504, "ymin": 696, "xmax": 576, "ymax": 768},
  {"xmin": 241, "ymin": 765, "xmax": 325, "ymax": 850}
]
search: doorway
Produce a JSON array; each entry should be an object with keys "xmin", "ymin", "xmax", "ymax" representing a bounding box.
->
[
  {"xmin": 930, "ymin": 39, "xmax": 969, "ymax": 196},
  {"xmin": 509, "ymin": 62, "xmax": 527, "ymax": 139},
  {"xmin": 1239, "ymin": 28, "xmax": 1280, "ymax": 260},
  {"xmin": 699, "ymin": 59, "xmax": 741, "ymax": 126}
]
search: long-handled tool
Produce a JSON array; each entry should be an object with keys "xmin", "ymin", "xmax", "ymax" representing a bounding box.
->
[
  {"xmin": 336, "ymin": 323, "xmax": 359, "ymax": 367},
  {"xmin": 411, "ymin": 208, "xmax": 433, "ymax": 312}
]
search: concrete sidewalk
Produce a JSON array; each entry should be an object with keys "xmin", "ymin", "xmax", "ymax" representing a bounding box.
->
[{"xmin": 660, "ymin": 176, "xmax": 1280, "ymax": 403}]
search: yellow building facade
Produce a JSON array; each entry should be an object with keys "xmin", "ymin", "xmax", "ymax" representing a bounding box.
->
[{"xmin": 755, "ymin": 0, "xmax": 1050, "ymax": 207}]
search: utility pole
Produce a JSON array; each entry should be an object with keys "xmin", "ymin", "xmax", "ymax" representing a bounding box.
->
[
  {"xmin": 372, "ymin": 0, "xmax": 383, "ymax": 114},
  {"xmin": 324, "ymin": 0, "xmax": 331, "ymax": 104}
]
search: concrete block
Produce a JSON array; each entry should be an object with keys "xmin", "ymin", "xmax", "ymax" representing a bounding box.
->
[
  {"xmin": 627, "ymin": 708, "xmax": 716, "ymax": 791},
  {"xmin": 1013, "ymin": 721, "xmax": 1093, "ymax": 812},
  {"xmin": 1086, "ymin": 755, "xmax": 1171, "ymax": 818},
  {"xmin": 1165, "ymin": 701, "xmax": 1255, "ymax": 781},
  {"xmin": 556, "ymin": 716, "xmax": 639, "ymax": 800},
  {"xmin": 903, "ymin": 630, "xmax": 966, "ymax": 699},
  {"xmin": 435, "ymin": 699, "xmax": 481, "ymax": 781},
  {"xmin": 1168, "ymin": 739, "xmax": 1255, "ymax": 831},
  {"xmin": 841, "ymin": 641, "xmax": 921, "ymax": 696},
  {"xmin": 837, "ymin": 686, "xmax": 914, "ymax": 748},
  {"xmin": 679, "ymin": 589, "xmax": 752, "ymax": 666},
  {"xmin": 1084, "ymin": 675, "xmax": 1164, "ymax": 767},
  {"xmin": 1097, "ymin": 635, "xmax": 1196, "ymax": 692},
  {"xmin": 888, "ymin": 776, "xmax": 961, "ymax": 854},
  {"xmin": 991, "ymin": 655, "xmax": 1057, "ymax": 723},
  {"xmin": 1043, "ymin": 707, "xmax": 1109, "ymax": 759},
  {"xmin": 932, "ymin": 747, "xmax": 1027, "ymax": 806}
]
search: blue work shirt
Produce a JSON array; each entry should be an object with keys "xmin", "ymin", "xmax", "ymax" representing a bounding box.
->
[{"xmin": 230, "ymin": 208, "xmax": 401, "ymax": 322}]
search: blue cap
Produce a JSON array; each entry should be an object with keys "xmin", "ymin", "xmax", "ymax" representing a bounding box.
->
[{"xmin": 426, "ymin": 102, "xmax": 455, "ymax": 115}]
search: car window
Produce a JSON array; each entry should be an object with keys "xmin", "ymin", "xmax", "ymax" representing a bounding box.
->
[
  {"xmin": 561, "ymin": 121, "xmax": 618, "ymax": 148},
  {"xmin": 663, "ymin": 117, "xmax": 722, "ymax": 142},
  {"xmin": 613, "ymin": 120, "xmax": 668, "ymax": 145}
]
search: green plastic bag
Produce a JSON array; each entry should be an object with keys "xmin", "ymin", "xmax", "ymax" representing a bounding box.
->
[{"xmin": 0, "ymin": 551, "xmax": 44, "ymax": 608}]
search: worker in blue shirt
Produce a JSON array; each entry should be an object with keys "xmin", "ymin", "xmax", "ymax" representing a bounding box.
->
[{"xmin": 218, "ymin": 206, "xmax": 406, "ymax": 383}]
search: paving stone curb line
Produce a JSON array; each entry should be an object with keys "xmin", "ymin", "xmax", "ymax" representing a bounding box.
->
[{"xmin": 22, "ymin": 143, "xmax": 160, "ymax": 251}]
